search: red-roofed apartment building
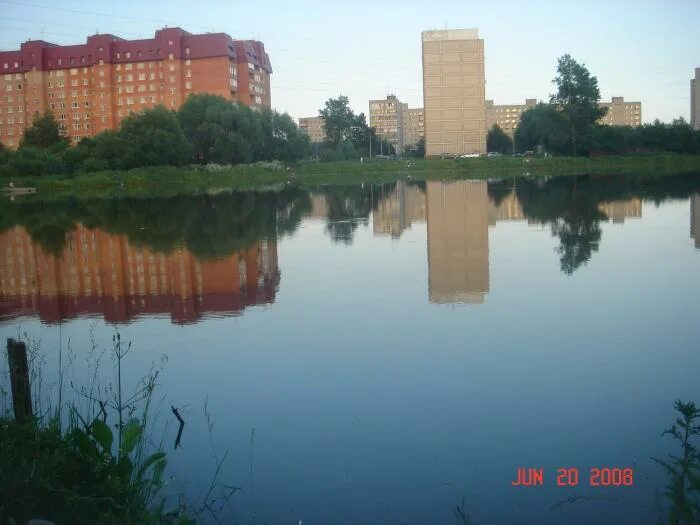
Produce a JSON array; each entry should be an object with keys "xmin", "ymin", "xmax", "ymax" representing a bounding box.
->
[{"xmin": 0, "ymin": 27, "xmax": 272, "ymax": 148}]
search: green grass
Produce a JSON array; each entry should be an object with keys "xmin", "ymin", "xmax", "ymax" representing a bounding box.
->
[{"xmin": 3, "ymin": 154, "xmax": 700, "ymax": 199}]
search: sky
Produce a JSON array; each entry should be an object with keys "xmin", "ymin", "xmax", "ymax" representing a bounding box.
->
[{"xmin": 1, "ymin": 0, "xmax": 698, "ymax": 124}]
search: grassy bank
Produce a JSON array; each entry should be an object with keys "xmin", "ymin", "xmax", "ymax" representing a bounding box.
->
[{"xmin": 3, "ymin": 154, "xmax": 700, "ymax": 199}]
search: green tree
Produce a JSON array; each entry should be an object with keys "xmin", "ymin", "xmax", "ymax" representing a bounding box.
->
[
  {"xmin": 20, "ymin": 111, "xmax": 67, "ymax": 149},
  {"xmin": 320, "ymin": 95, "xmax": 357, "ymax": 147},
  {"xmin": 514, "ymin": 103, "xmax": 569, "ymax": 154},
  {"xmin": 118, "ymin": 106, "xmax": 191, "ymax": 168},
  {"xmin": 550, "ymin": 54, "xmax": 607, "ymax": 156},
  {"xmin": 487, "ymin": 124, "xmax": 513, "ymax": 154}
]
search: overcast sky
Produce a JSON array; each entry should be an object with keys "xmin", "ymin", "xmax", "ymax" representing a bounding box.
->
[{"xmin": 1, "ymin": 0, "xmax": 698, "ymax": 124}]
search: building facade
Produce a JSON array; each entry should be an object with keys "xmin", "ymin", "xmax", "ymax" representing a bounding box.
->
[
  {"xmin": 369, "ymin": 94, "xmax": 405, "ymax": 154},
  {"xmin": 485, "ymin": 98, "xmax": 536, "ymax": 139},
  {"xmin": 598, "ymin": 97, "xmax": 641, "ymax": 127},
  {"xmin": 692, "ymin": 68, "xmax": 700, "ymax": 131},
  {"xmin": 421, "ymin": 29, "xmax": 486, "ymax": 157},
  {"xmin": 298, "ymin": 116, "xmax": 326, "ymax": 143},
  {"xmin": 402, "ymin": 107, "xmax": 425, "ymax": 150},
  {"xmin": 0, "ymin": 28, "xmax": 272, "ymax": 148}
]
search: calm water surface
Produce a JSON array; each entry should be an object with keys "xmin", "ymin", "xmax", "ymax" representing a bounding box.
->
[{"xmin": 1, "ymin": 173, "xmax": 699, "ymax": 524}]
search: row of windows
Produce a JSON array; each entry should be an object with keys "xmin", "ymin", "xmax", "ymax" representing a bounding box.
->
[{"xmin": 0, "ymin": 116, "xmax": 24, "ymax": 124}]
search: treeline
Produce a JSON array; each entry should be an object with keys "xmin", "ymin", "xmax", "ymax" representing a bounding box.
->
[
  {"xmin": 0, "ymin": 93, "xmax": 311, "ymax": 177},
  {"xmin": 514, "ymin": 103, "xmax": 700, "ymax": 156}
]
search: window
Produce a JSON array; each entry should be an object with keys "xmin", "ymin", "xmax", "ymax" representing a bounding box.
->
[
  {"xmin": 169, "ymin": 88, "xmax": 176, "ymax": 95},
  {"xmin": 185, "ymin": 59, "xmax": 191, "ymax": 66},
  {"xmin": 137, "ymin": 62, "xmax": 145, "ymax": 69},
  {"xmin": 169, "ymin": 64, "xmax": 175, "ymax": 72},
  {"xmin": 71, "ymin": 90, "xmax": 78, "ymax": 98},
  {"xmin": 125, "ymin": 85, "xmax": 134, "ymax": 93},
  {"xmin": 140, "ymin": 96, "xmax": 146, "ymax": 103},
  {"xmin": 138, "ymin": 73, "xmax": 145, "ymax": 80},
  {"xmin": 170, "ymin": 99, "xmax": 175, "ymax": 107},
  {"xmin": 126, "ymin": 74, "xmax": 133, "ymax": 82},
  {"xmin": 117, "ymin": 75, "xmax": 122, "ymax": 82},
  {"xmin": 126, "ymin": 97, "xmax": 134, "ymax": 105},
  {"xmin": 71, "ymin": 79, "xmax": 78, "ymax": 87},
  {"xmin": 125, "ymin": 52, "xmax": 131, "ymax": 59},
  {"xmin": 84, "ymin": 101, "xmax": 89, "ymax": 108},
  {"xmin": 138, "ymin": 85, "xmax": 145, "ymax": 92},
  {"xmin": 99, "ymin": 59, "xmax": 104, "ymax": 66},
  {"xmin": 72, "ymin": 101, "xmax": 79, "ymax": 109},
  {"xmin": 185, "ymin": 70, "xmax": 191, "ymax": 78},
  {"xmin": 82, "ymin": 78, "xmax": 88, "ymax": 86},
  {"xmin": 70, "ymin": 68, "xmax": 78, "ymax": 75},
  {"xmin": 149, "ymin": 73, "xmax": 155, "ymax": 80},
  {"xmin": 168, "ymin": 53, "xmax": 174, "ymax": 60},
  {"xmin": 99, "ymin": 70, "xmax": 104, "ymax": 78},
  {"xmin": 149, "ymin": 84, "xmax": 155, "ymax": 91},
  {"xmin": 185, "ymin": 81, "xmax": 191, "ymax": 89},
  {"xmin": 125, "ymin": 63, "xmax": 133, "ymax": 70},
  {"xmin": 169, "ymin": 76, "xmax": 175, "ymax": 83},
  {"xmin": 168, "ymin": 40, "xmax": 173, "ymax": 45}
]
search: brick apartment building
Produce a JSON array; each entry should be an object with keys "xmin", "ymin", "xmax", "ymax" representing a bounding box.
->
[{"xmin": 0, "ymin": 27, "xmax": 272, "ymax": 148}]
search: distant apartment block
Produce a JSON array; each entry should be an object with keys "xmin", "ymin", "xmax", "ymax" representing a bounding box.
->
[
  {"xmin": 692, "ymin": 68, "xmax": 700, "ymax": 130},
  {"xmin": 598, "ymin": 97, "xmax": 642, "ymax": 127},
  {"xmin": 403, "ymin": 107, "xmax": 425, "ymax": 150},
  {"xmin": 369, "ymin": 94, "xmax": 405, "ymax": 154},
  {"xmin": 298, "ymin": 116, "xmax": 326, "ymax": 143},
  {"xmin": 485, "ymin": 98, "xmax": 536, "ymax": 139},
  {"xmin": 0, "ymin": 27, "xmax": 272, "ymax": 148},
  {"xmin": 421, "ymin": 29, "xmax": 486, "ymax": 157}
]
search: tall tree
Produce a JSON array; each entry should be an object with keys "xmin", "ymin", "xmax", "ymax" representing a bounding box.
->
[
  {"xmin": 514, "ymin": 103, "xmax": 569, "ymax": 154},
  {"xmin": 20, "ymin": 111, "xmax": 67, "ymax": 149},
  {"xmin": 487, "ymin": 124, "xmax": 513, "ymax": 154},
  {"xmin": 320, "ymin": 96, "xmax": 357, "ymax": 147},
  {"xmin": 550, "ymin": 54, "xmax": 607, "ymax": 156}
]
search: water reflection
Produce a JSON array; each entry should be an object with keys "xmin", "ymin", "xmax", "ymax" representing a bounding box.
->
[
  {"xmin": 0, "ymin": 225, "xmax": 278, "ymax": 324},
  {"xmin": 427, "ymin": 181, "xmax": 489, "ymax": 304},
  {"xmin": 1, "ymin": 173, "xmax": 700, "ymax": 325},
  {"xmin": 692, "ymin": 194, "xmax": 699, "ymax": 248}
]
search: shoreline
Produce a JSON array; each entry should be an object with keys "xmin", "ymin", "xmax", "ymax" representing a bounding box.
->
[{"xmin": 3, "ymin": 154, "xmax": 700, "ymax": 199}]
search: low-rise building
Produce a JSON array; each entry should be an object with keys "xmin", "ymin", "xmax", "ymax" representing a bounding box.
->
[
  {"xmin": 369, "ymin": 94, "xmax": 405, "ymax": 154},
  {"xmin": 298, "ymin": 116, "xmax": 326, "ymax": 143},
  {"xmin": 403, "ymin": 107, "xmax": 425, "ymax": 150},
  {"xmin": 485, "ymin": 98, "xmax": 537, "ymax": 139},
  {"xmin": 598, "ymin": 97, "xmax": 642, "ymax": 127}
]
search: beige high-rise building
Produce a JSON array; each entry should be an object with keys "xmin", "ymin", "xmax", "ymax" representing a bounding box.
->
[
  {"xmin": 692, "ymin": 68, "xmax": 700, "ymax": 131},
  {"xmin": 485, "ymin": 99, "xmax": 537, "ymax": 139},
  {"xmin": 426, "ymin": 180, "xmax": 489, "ymax": 303},
  {"xmin": 369, "ymin": 94, "xmax": 405, "ymax": 154},
  {"xmin": 598, "ymin": 97, "xmax": 642, "ymax": 127},
  {"xmin": 298, "ymin": 116, "xmax": 326, "ymax": 143},
  {"xmin": 403, "ymin": 107, "xmax": 425, "ymax": 150},
  {"xmin": 422, "ymin": 29, "xmax": 486, "ymax": 157}
]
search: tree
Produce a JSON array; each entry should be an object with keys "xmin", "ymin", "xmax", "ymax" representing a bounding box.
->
[
  {"xmin": 320, "ymin": 96, "xmax": 357, "ymax": 147},
  {"xmin": 118, "ymin": 106, "xmax": 191, "ymax": 168},
  {"xmin": 487, "ymin": 124, "xmax": 513, "ymax": 154},
  {"xmin": 20, "ymin": 111, "xmax": 67, "ymax": 149},
  {"xmin": 550, "ymin": 54, "xmax": 607, "ymax": 156},
  {"xmin": 514, "ymin": 103, "xmax": 569, "ymax": 154}
]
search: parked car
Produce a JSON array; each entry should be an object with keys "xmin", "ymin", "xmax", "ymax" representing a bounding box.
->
[
  {"xmin": 458, "ymin": 153, "xmax": 480, "ymax": 159},
  {"xmin": 487, "ymin": 152, "xmax": 503, "ymax": 157}
]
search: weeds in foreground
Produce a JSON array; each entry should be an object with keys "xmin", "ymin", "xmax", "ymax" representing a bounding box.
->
[
  {"xmin": 0, "ymin": 332, "xmax": 236, "ymax": 524},
  {"xmin": 653, "ymin": 400, "xmax": 700, "ymax": 525}
]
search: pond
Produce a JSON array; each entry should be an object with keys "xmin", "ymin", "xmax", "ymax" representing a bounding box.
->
[{"xmin": 1, "ymin": 172, "xmax": 700, "ymax": 524}]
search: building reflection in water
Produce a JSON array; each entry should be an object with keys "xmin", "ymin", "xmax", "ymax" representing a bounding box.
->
[
  {"xmin": 426, "ymin": 180, "xmax": 490, "ymax": 304},
  {"xmin": 0, "ymin": 225, "xmax": 279, "ymax": 325},
  {"xmin": 372, "ymin": 182, "xmax": 426, "ymax": 238},
  {"xmin": 598, "ymin": 199, "xmax": 643, "ymax": 224},
  {"xmin": 692, "ymin": 194, "xmax": 700, "ymax": 249}
]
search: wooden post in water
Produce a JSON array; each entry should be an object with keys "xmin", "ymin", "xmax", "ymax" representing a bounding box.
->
[{"xmin": 6, "ymin": 338, "xmax": 32, "ymax": 422}]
